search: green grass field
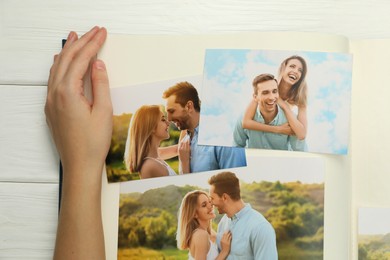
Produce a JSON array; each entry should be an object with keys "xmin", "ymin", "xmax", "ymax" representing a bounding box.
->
[
  {"xmin": 118, "ymin": 247, "xmax": 187, "ymax": 260},
  {"xmin": 118, "ymin": 242, "xmax": 322, "ymax": 260},
  {"xmin": 277, "ymin": 241, "xmax": 323, "ymax": 260}
]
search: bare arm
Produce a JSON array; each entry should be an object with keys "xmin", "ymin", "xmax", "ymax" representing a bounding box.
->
[
  {"xmin": 178, "ymin": 138, "xmax": 190, "ymax": 174},
  {"xmin": 158, "ymin": 145, "xmax": 179, "ymax": 160},
  {"xmin": 190, "ymin": 230, "xmax": 230, "ymax": 260},
  {"xmin": 277, "ymin": 99, "xmax": 307, "ymax": 140},
  {"xmin": 242, "ymin": 99, "xmax": 293, "ymax": 135},
  {"xmin": 46, "ymin": 27, "xmax": 111, "ymax": 260},
  {"xmin": 190, "ymin": 230, "xmax": 209, "ymax": 260},
  {"xmin": 178, "ymin": 130, "xmax": 190, "ymax": 174},
  {"xmin": 140, "ymin": 159, "xmax": 170, "ymax": 179}
]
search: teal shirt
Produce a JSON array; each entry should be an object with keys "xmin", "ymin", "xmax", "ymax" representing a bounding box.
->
[
  {"xmin": 233, "ymin": 105, "xmax": 306, "ymax": 151},
  {"xmin": 217, "ymin": 204, "xmax": 278, "ymax": 260}
]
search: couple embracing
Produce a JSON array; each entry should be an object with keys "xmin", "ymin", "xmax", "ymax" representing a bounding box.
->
[
  {"xmin": 177, "ymin": 171, "xmax": 278, "ymax": 260},
  {"xmin": 124, "ymin": 82, "xmax": 246, "ymax": 179}
]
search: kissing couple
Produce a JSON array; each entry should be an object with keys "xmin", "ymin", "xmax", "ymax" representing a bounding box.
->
[{"xmin": 176, "ymin": 171, "xmax": 278, "ymax": 260}]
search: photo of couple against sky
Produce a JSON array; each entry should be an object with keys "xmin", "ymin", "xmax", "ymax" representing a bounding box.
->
[
  {"xmin": 198, "ymin": 49, "xmax": 352, "ymax": 154},
  {"xmin": 102, "ymin": 47, "xmax": 352, "ymax": 259}
]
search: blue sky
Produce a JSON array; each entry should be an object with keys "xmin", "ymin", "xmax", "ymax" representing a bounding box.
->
[{"xmin": 198, "ymin": 49, "xmax": 353, "ymax": 154}]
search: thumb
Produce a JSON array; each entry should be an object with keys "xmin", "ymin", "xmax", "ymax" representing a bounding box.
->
[{"xmin": 91, "ymin": 59, "xmax": 112, "ymax": 112}]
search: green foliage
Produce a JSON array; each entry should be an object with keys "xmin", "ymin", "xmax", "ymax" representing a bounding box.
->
[
  {"xmin": 295, "ymin": 227, "xmax": 324, "ymax": 250},
  {"xmin": 106, "ymin": 113, "xmax": 182, "ymax": 182},
  {"xmin": 358, "ymin": 233, "xmax": 390, "ymax": 260},
  {"xmin": 266, "ymin": 202, "xmax": 323, "ymax": 241},
  {"xmin": 119, "ymin": 208, "xmax": 176, "ymax": 249},
  {"xmin": 107, "ymin": 113, "xmax": 132, "ymax": 164}
]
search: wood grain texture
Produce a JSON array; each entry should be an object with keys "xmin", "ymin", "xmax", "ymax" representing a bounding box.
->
[
  {"xmin": 0, "ymin": 86, "xmax": 59, "ymax": 183},
  {"xmin": 2, "ymin": 0, "xmax": 390, "ymax": 84},
  {"xmin": 0, "ymin": 183, "xmax": 58, "ymax": 259}
]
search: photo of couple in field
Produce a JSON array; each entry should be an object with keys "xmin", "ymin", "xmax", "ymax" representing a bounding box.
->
[
  {"xmin": 105, "ymin": 75, "xmax": 246, "ymax": 183},
  {"xmin": 117, "ymin": 156, "xmax": 325, "ymax": 260}
]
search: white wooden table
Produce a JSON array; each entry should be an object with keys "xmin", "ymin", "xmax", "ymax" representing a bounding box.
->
[{"xmin": 2, "ymin": 1, "xmax": 390, "ymax": 259}]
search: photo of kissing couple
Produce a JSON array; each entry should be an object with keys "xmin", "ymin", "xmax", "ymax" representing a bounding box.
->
[
  {"xmin": 176, "ymin": 171, "xmax": 277, "ymax": 259},
  {"xmin": 118, "ymin": 156, "xmax": 325, "ymax": 260},
  {"xmin": 105, "ymin": 76, "xmax": 246, "ymax": 182}
]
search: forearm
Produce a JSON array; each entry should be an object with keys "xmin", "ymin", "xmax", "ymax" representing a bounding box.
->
[
  {"xmin": 180, "ymin": 159, "xmax": 190, "ymax": 174},
  {"xmin": 158, "ymin": 145, "xmax": 178, "ymax": 160},
  {"xmin": 242, "ymin": 119, "xmax": 282, "ymax": 133},
  {"xmin": 54, "ymin": 166, "xmax": 105, "ymax": 260},
  {"xmin": 281, "ymin": 107, "xmax": 306, "ymax": 140},
  {"xmin": 215, "ymin": 251, "xmax": 229, "ymax": 260}
]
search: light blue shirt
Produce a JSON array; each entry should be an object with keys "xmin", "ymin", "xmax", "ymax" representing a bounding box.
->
[
  {"xmin": 233, "ymin": 105, "xmax": 306, "ymax": 151},
  {"xmin": 217, "ymin": 204, "xmax": 278, "ymax": 260},
  {"xmin": 185, "ymin": 126, "xmax": 247, "ymax": 172}
]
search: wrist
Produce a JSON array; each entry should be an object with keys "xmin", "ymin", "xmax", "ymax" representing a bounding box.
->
[{"xmin": 219, "ymin": 249, "xmax": 229, "ymax": 258}]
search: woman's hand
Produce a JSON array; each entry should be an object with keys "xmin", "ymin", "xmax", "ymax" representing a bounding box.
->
[
  {"xmin": 45, "ymin": 26, "xmax": 113, "ymax": 177},
  {"xmin": 277, "ymin": 98, "xmax": 307, "ymax": 140},
  {"xmin": 276, "ymin": 123, "xmax": 294, "ymax": 135},
  {"xmin": 277, "ymin": 98, "xmax": 289, "ymax": 110},
  {"xmin": 178, "ymin": 137, "xmax": 191, "ymax": 173},
  {"xmin": 219, "ymin": 231, "xmax": 232, "ymax": 259},
  {"xmin": 46, "ymin": 26, "xmax": 111, "ymax": 260}
]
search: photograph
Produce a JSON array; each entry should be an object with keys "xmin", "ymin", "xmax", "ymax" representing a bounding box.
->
[
  {"xmin": 358, "ymin": 207, "xmax": 390, "ymax": 260},
  {"xmin": 198, "ymin": 49, "xmax": 353, "ymax": 154},
  {"xmin": 105, "ymin": 76, "xmax": 247, "ymax": 183},
  {"xmin": 117, "ymin": 155, "xmax": 325, "ymax": 260}
]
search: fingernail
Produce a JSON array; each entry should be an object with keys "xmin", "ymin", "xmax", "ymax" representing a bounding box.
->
[
  {"xmin": 95, "ymin": 60, "xmax": 106, "ymax": 70},
  {"xmin": 67, "ymin": 31, "xmax": 76, "ymax": 42},
  {"xmin": 91, "ymin": 26, "xmax": 100, "ymax": 32}
]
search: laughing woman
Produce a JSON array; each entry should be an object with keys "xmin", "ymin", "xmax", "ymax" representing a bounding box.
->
[
  {"xmin": 242, "ymin": 55, "xmax": 308, "ymax": 141},
  {"xmin": 124, "ymin": 105, "xmax": 190, "ymax": 179},
  {"xmin": 177, "ymin": 190, "xmax": 232, "ymax": 260}
]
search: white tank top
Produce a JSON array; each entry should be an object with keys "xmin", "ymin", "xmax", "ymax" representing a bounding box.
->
[
  {"xmin": 188, "ymin": 240, "xmax": 219, "ymax": 260},
  {"xmin": 144, "ymin": 157, "xmax": 177, "ymax": 176}
]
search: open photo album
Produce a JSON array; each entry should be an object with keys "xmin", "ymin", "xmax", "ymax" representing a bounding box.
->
[{"xmin": 84, "ymin": 33, "xmax": 390, "ymax": 259}]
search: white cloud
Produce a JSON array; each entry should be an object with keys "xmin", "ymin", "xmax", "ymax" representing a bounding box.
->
[{"xmin": 200, "ymin": 49, "xmax": 352, "ymax": 154}]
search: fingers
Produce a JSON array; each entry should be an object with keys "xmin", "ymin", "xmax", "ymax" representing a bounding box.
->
[
  {"xmin": 91, "ymin": 59, "xmax": 112, "ymax": 113},
  {"xmin": 65, "ymin": 27, "xmax": 107, "ymax": 83},
  {"xmin": 62, "ymin": 31, "xmax": 79, "ymax": 51},
  {"xmin": 222, "ymin": 231, "xmax": 232, "ymax": 244},
  {"xmin": 51, "ymin": 27, "xmax": 102, "ymax": 86}
]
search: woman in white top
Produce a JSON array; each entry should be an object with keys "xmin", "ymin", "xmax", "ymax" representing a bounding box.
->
[
  {"xmin": 242, "ymin": 55, "xmax": 308, "ymax": 141},
  {"xmin": 124, "ymin": 105, "xmax": 190, "ymax": 179},
  {"xmin": 177, "ymin": 190, "xmax": 232, "ymax": 260}
]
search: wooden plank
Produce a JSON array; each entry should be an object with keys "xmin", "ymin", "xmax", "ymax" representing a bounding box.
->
[
  {"xmin": 0, "ymin": 182, "xmax": 58, "ymax": 259},
  {"xmin": 0, "ymin": 86, "xmax": 59, "ymax": 183},
  {"xmin": 2, "ymin": 0, "xmax": 390, "ymax": 84}
]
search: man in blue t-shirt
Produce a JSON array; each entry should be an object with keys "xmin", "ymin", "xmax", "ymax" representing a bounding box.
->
[
  {"xmin": 233, "ymin": 73, "xmax": 305, "ymax": 151},
  {"xmin": 163, "ymin": 82, "xmax": 247, "ymax": 173},
  {"xmin": 208, "ymin": 171, "xmax": 278, "ymax": 259}
]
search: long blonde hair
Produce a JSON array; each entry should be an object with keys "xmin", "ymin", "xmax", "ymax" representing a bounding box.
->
[
  {"xmin": 176, "ymin": 190, "xmax": 211, "ymax": 250},
  {"xmin": 124, "ymin": 105, "xmax": 162, "ymax": 173},
  {"xmin": 278, "ymin": 55, "xmax": 308, "ymax": 107}
]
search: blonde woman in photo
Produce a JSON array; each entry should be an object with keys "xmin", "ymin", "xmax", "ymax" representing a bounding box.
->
[
  {"xmin": 177, "ymin": 190, "xmax": 232, "ymax": 260},
  {"xmin": 242, "ymin": 55, "xmax": 308, "ymax": 141},
  {"xmin": 124, "ymin": 105, "xmax": 190, "ymax": 179}
]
